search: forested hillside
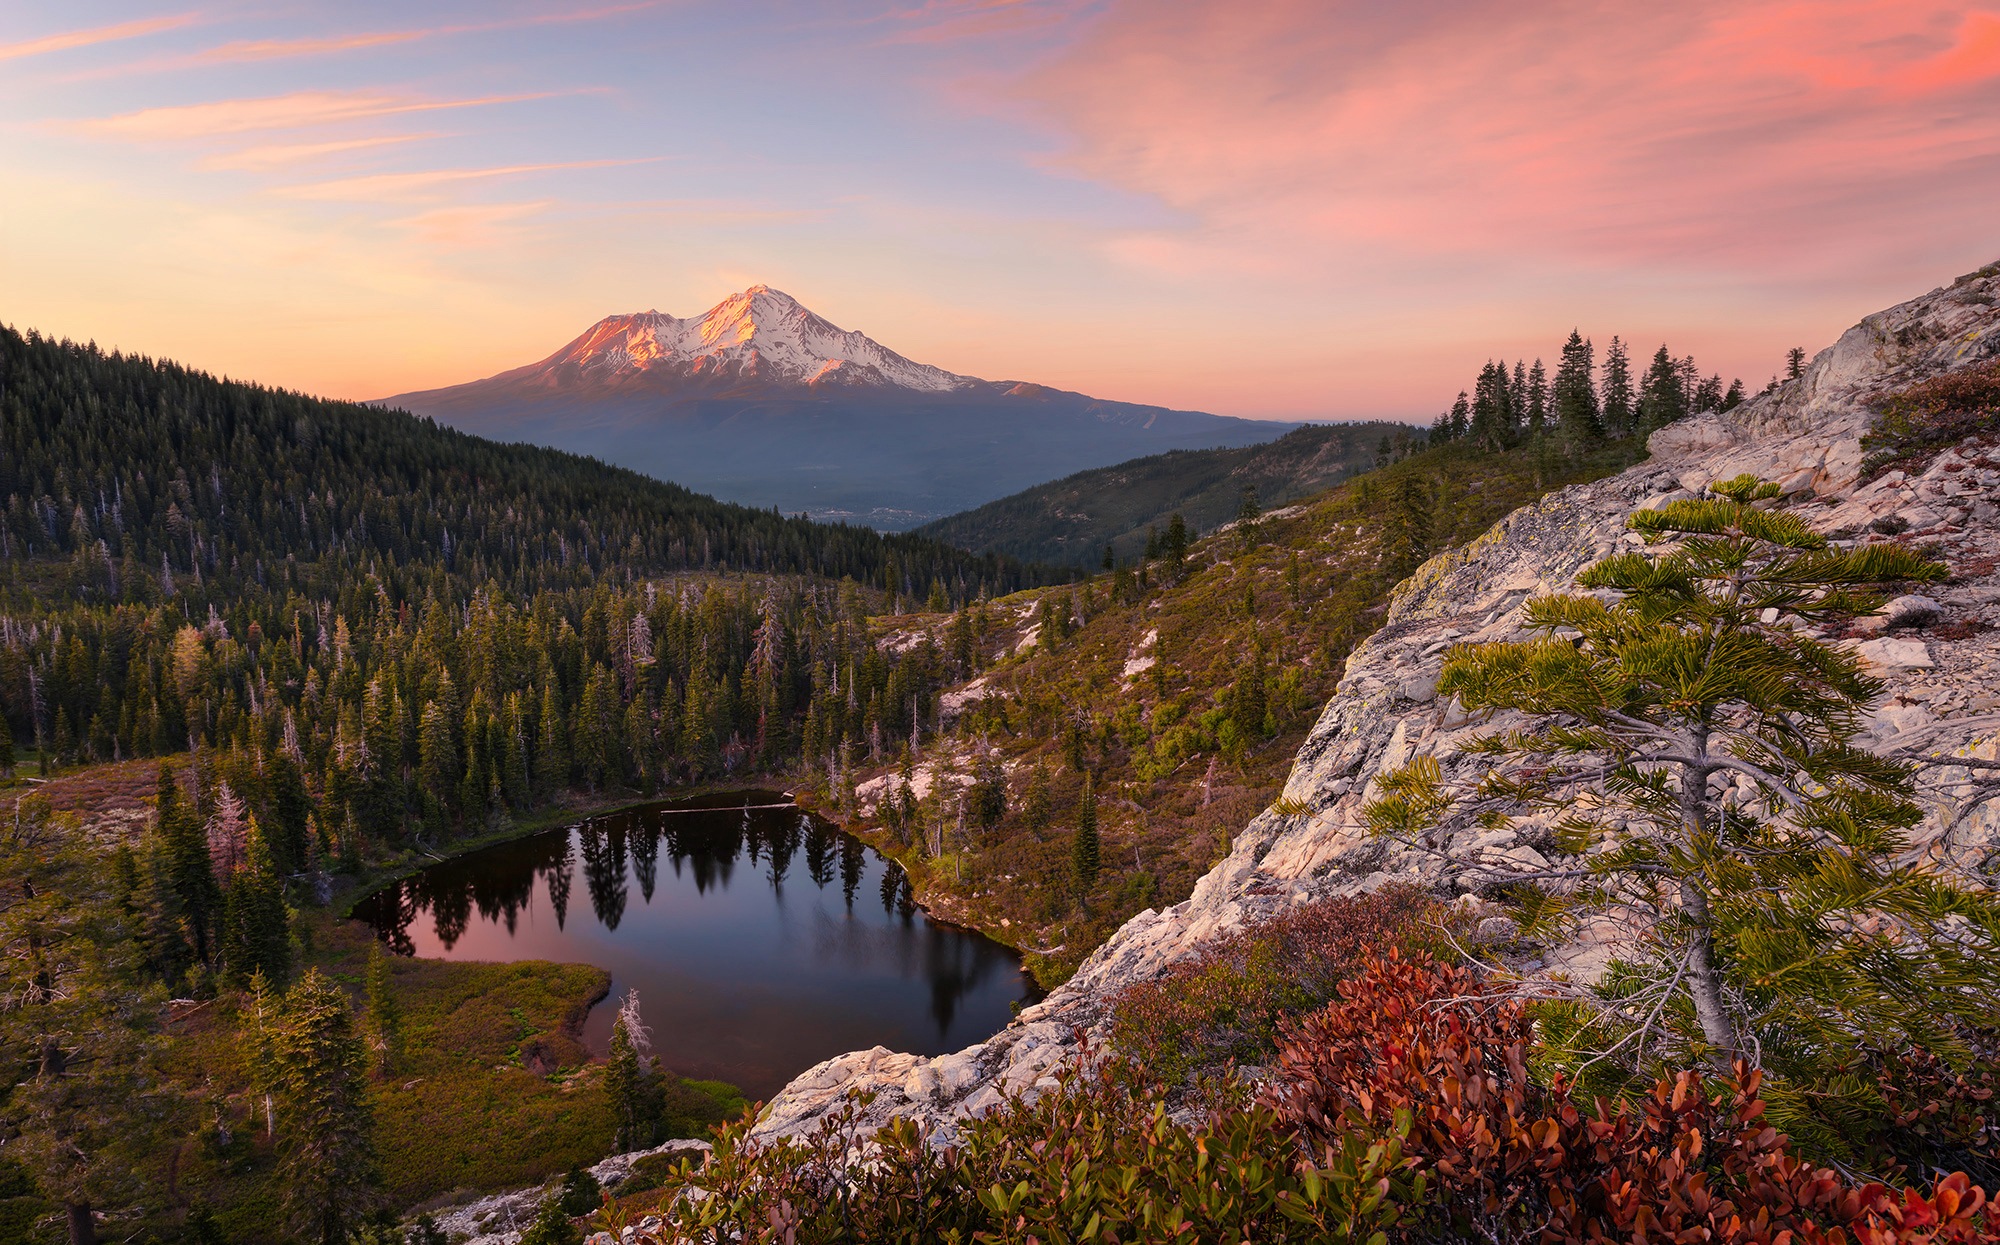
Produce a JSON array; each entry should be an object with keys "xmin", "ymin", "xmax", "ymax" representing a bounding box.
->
[
  {"xmin": 0, "ymin": 327, "xmax": 1062, "ymax": 871},
  {"xmin": 851, "ymin": 323, "xmax": 1755, "ymax": 980},
  {"xmin": 910, "ymin": 422, "xmax": 1410, "ymax": 566},
  {"xmin": 826, "ymin": 432, "xmax": 1648, "ymax": 982}
]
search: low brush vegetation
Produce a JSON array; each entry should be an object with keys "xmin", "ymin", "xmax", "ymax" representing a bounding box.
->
[
  {"xmin": 1861, "ymin": 356, "xmax": 2000, "ymax": 477},
  {"xmin": 625, "ymin": 944, "xmax": 2000, "ymax": 1245}
]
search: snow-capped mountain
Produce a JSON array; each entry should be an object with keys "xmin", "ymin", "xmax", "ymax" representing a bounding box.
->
[
  {"xmin": 545, "ymin": 286, "xmax": 974, "ymax": 393},
  {"xmin": 381, "ymin": 287, "xmax": 1295, "ymax": 529}
]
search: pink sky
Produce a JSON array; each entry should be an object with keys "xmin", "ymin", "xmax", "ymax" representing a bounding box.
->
[{"xmin": 3, "ymin": 0, "xmax": 1998, "ymax": 420}]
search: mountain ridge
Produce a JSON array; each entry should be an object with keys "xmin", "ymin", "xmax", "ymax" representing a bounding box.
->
[
  {"xmin": 379, "ymin": 287, "xmax": 1296, "ymax": 528},
  {"xmin": 912, "ymin": 421, "xmax": 1420, "ymax": 566}
]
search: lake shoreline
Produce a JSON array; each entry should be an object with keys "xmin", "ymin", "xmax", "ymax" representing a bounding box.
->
[{"xmin": 352, "ymin": 790, "xmax": 1038, "ymax": 1099}]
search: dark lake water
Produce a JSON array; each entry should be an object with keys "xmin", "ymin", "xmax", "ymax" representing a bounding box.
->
[{"xmin": 352, "ymin": 792, "xmax": 1037, "ymax": 1099}]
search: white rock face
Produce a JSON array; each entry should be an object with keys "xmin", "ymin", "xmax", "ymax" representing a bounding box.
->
[{"xmin": 748, "ymin": 263, "xmax": 2000, "ymax": 1146}]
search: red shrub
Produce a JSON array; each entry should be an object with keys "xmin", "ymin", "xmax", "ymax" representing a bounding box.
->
[
  {"xmin": 1107, "ymin": 884, "xmax": 1444, "ymax": 1086},
  {"xmin": 1264, "ymin": 952, "xmax": 2000, "ymax": 1244}
]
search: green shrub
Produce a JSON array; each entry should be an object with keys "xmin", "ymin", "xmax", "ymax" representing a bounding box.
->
[
  {"xmin": 648, "ymin": 1054, "xmax": 1425, "ymax": 1244},
  {"xmin": 555, "ymin": 1166, "xmax": 602, "ymax": 1218}
]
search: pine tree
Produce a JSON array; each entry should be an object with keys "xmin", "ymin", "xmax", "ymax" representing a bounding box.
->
[
  {"xmin": 518, "ymin": 1192, "xmax": 583, "ymax": 1245},
  {"xmin": 535, "ymin": 682, "xmax": 569, "ymax": 798},
  {"xmin": 1551, "ymin": 330, "xmax": 1601, "ymax": 446},
  {"xmin": 1235, "ymin": 485, "xmax": 1262, "ymax": 551},
  {"xmin": 1693, "ymin": 373, "xmax": 1725, "ymax": 414},
  {"xmin": 205, "ymin": 780, "xmax": 249, "ymax": 880},
  {"xmin": 265, "ymin": 751, "xmax": 312, "ymax": 876},
  {"xmin": 1071, "ymin": 774, "xmax": 1100, "ymax": 905},
  {"xmin": 251, "ymin": 969, "xmax": 380, "ymax": 1245},
  {"xmin": 1022, "ymin": 764, "xmax": 1052, "ymax": 840},
  {"xmin": 1380, "ymin": 474, "xmax": 1434, "ymax": 578},
  {"xmin": 1471, "ymin": 362, "xmax": 1510, "ymax": 449},
  {"xmin": 1365, "ymin": 477, "xmax": 2000, "ymax": 1146},
  {"xmin": 1162, "ymin": 514, "xmax": 1190, "ymax": 571},
  {"xmin": 220, "ymin": 818, "xmax": 290, "ymax": 988},
  {"xmin": 0, "ymin": 725, "xmax": 13, "ymax": 778},
  {"xmin": 1525, "ymin": 358, "xmax": 1549, "ymax": 434},
  {"xmin": 605, "ymin": 990, "xmax": 656, "ymax": 1152},
  {"xmin": 970, "ymin": 751, "xmax": 1007, "ymax": 828},
  {"xmin": 1786, "ymin": 346, "xmax": 1807, "ymax": 379},
  {"xmin": 1600, "ymin": 336, "xmax": 1634, "ymax": 438},
  {"xmin": 1447, "ymin": 391, "xmax": 1470, "ymax": 441},
  {"xmin": 158, "ymin": 764, "xmax": 219, "ymax": 967},
  {"xmin": 1638, "ymin": 344, "xmax": 1687, "ymax": 430},
  {"xmin": 362, "ymin": 941, "xmax": 403, "ymax": 1076},
  {"xmin": 416, "ymin": 700, "xmax": 459, "ymax": 831}
]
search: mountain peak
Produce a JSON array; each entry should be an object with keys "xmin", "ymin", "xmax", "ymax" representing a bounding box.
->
[{"xmin": 551, "ymin": 286, "xmax": 972, "ymax": 393}]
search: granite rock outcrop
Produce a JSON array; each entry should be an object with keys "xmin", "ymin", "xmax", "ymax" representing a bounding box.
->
[{"xmin": 749, "ymin": 262, "xmax": 2000, "ymax": 1148}]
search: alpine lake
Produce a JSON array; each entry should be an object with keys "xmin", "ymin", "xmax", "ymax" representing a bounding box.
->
[{"xmin": 352, "ymin": 791, "xmax": 1038, "ymax": 1100}]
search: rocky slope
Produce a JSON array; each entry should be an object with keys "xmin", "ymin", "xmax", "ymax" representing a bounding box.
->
[{"xmin": 750, "ymin": 261, "xmax": 2000, "ymax": 1144}]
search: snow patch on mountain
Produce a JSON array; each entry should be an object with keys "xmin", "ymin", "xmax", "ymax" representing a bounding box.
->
[{"xmin": 549, "ymin": 286, "xmax": 973, "ymax": 392}]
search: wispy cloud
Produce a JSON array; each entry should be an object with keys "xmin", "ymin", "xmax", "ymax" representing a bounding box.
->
[
  {"xmin": 0, "ymin": 13, "xmax": 197, "ymax": 62},
  {"xmin": 201, "ymin": 133, "xmax": 441, "ymax": 171},
  {"xmin": 182, "ymin": 2, "xmax": 669, "ymax": 65},
  {"xmin": 389, "ymin": 201, "xmax": 551, "ymax": 248},
  {"xmin": 277, "ymin": 157, "xmax": 663, "ymax": 202},
  {"xmin": 878, "ymin": 0, "xmax": 1088, "ymax": 44},
  {"xmin": 1024, "ymin": 0, "xmax": 2000, "ymax": 278},
  {"xmin": 78, "ymin": 89, "xmax": 564, "ymax": 139}
]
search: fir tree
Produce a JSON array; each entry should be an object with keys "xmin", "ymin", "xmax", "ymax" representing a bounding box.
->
[
  {"xmin": 1600, "ymin": 336, "xmax": 1634, "ymax": 438},
  {"xmin": 605, "ymin": 991, "xmax": 657, "ymax": 1152},
  {"xmin": 535, "ymin": 682, "xmax": 569, "ymax": 799},
  {"xmin": 1786, "ymin": 346, "xmax": 1807, "ymax": 379},
  {"xmin": 219, "ymin": 818, "xmax": 290, "ymax": 988},
  {"xmin": 362, "ymin": 941, "xmax": 403, "ymax": 1076},
  {"xmin": 518, "ymin": 1193, "xmax": 583, "ymax": 1245},
  {"xmin": 158, "ymin": 764, "xmax": 219, "ymax": 968},
  {"xmin": 1235, "ymin": 485, "xmax": 1262, "ymax": 551},
  {"xmin": 251, "ymin": 969, "xmax": 380, "ymax": 1245},
  {"xmin": 1365, "ymin": 477, "xmax": 2000, "ymax": 1147},
  {"xmin": 0, "ymin": 725, "xmax": 12, "ymax": 778},
  {"xmin": 416, "ymin": 700, "xmax": 458, "ymax": 830},
  {"xmin": 1525, "ymin": 358, "xmax": 1549, "ymax": 434},
  {"xmin": 1638, "ymin": 344, "xmax": 1687, "ymax": 430},
  {"xmin": 1071, "ymin": 774, "xmax": 1100, "ymax": 905},
  {"xmin": 1380, "ymin": 474, "xmax": 1434, "ymax": 578},
  {"xmin": 1471, "ymin": 362, "xmax": 1512, "ymax": 449},
  {"xmin": 556, "ymin": 1166, "xmax": 603, "ymax": 1218},
  {"xmin": 1022, "ymin": 764, "xmax": 1053, "ymax": 840},
  {"xmin": 1162, "ymin": 513, "xmax": 1190, "ymax": 571},
  {"xmin": 1551, "ymin": 330, "xmax": 1601, "ymax": 446},
  {"xmin": 265, "ymin": 751, "xmax": 312, "ymax": 876}
]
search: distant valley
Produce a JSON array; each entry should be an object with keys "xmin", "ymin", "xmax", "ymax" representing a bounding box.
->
[{"xmin": 379, "ymin": 287, "xmax": 1295, "ymax": 528}]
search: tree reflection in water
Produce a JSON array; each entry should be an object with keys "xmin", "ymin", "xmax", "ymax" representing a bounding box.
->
[{"xmin": 350, "ymin": 791, "xmax": 1038, "ymax": 1098}]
